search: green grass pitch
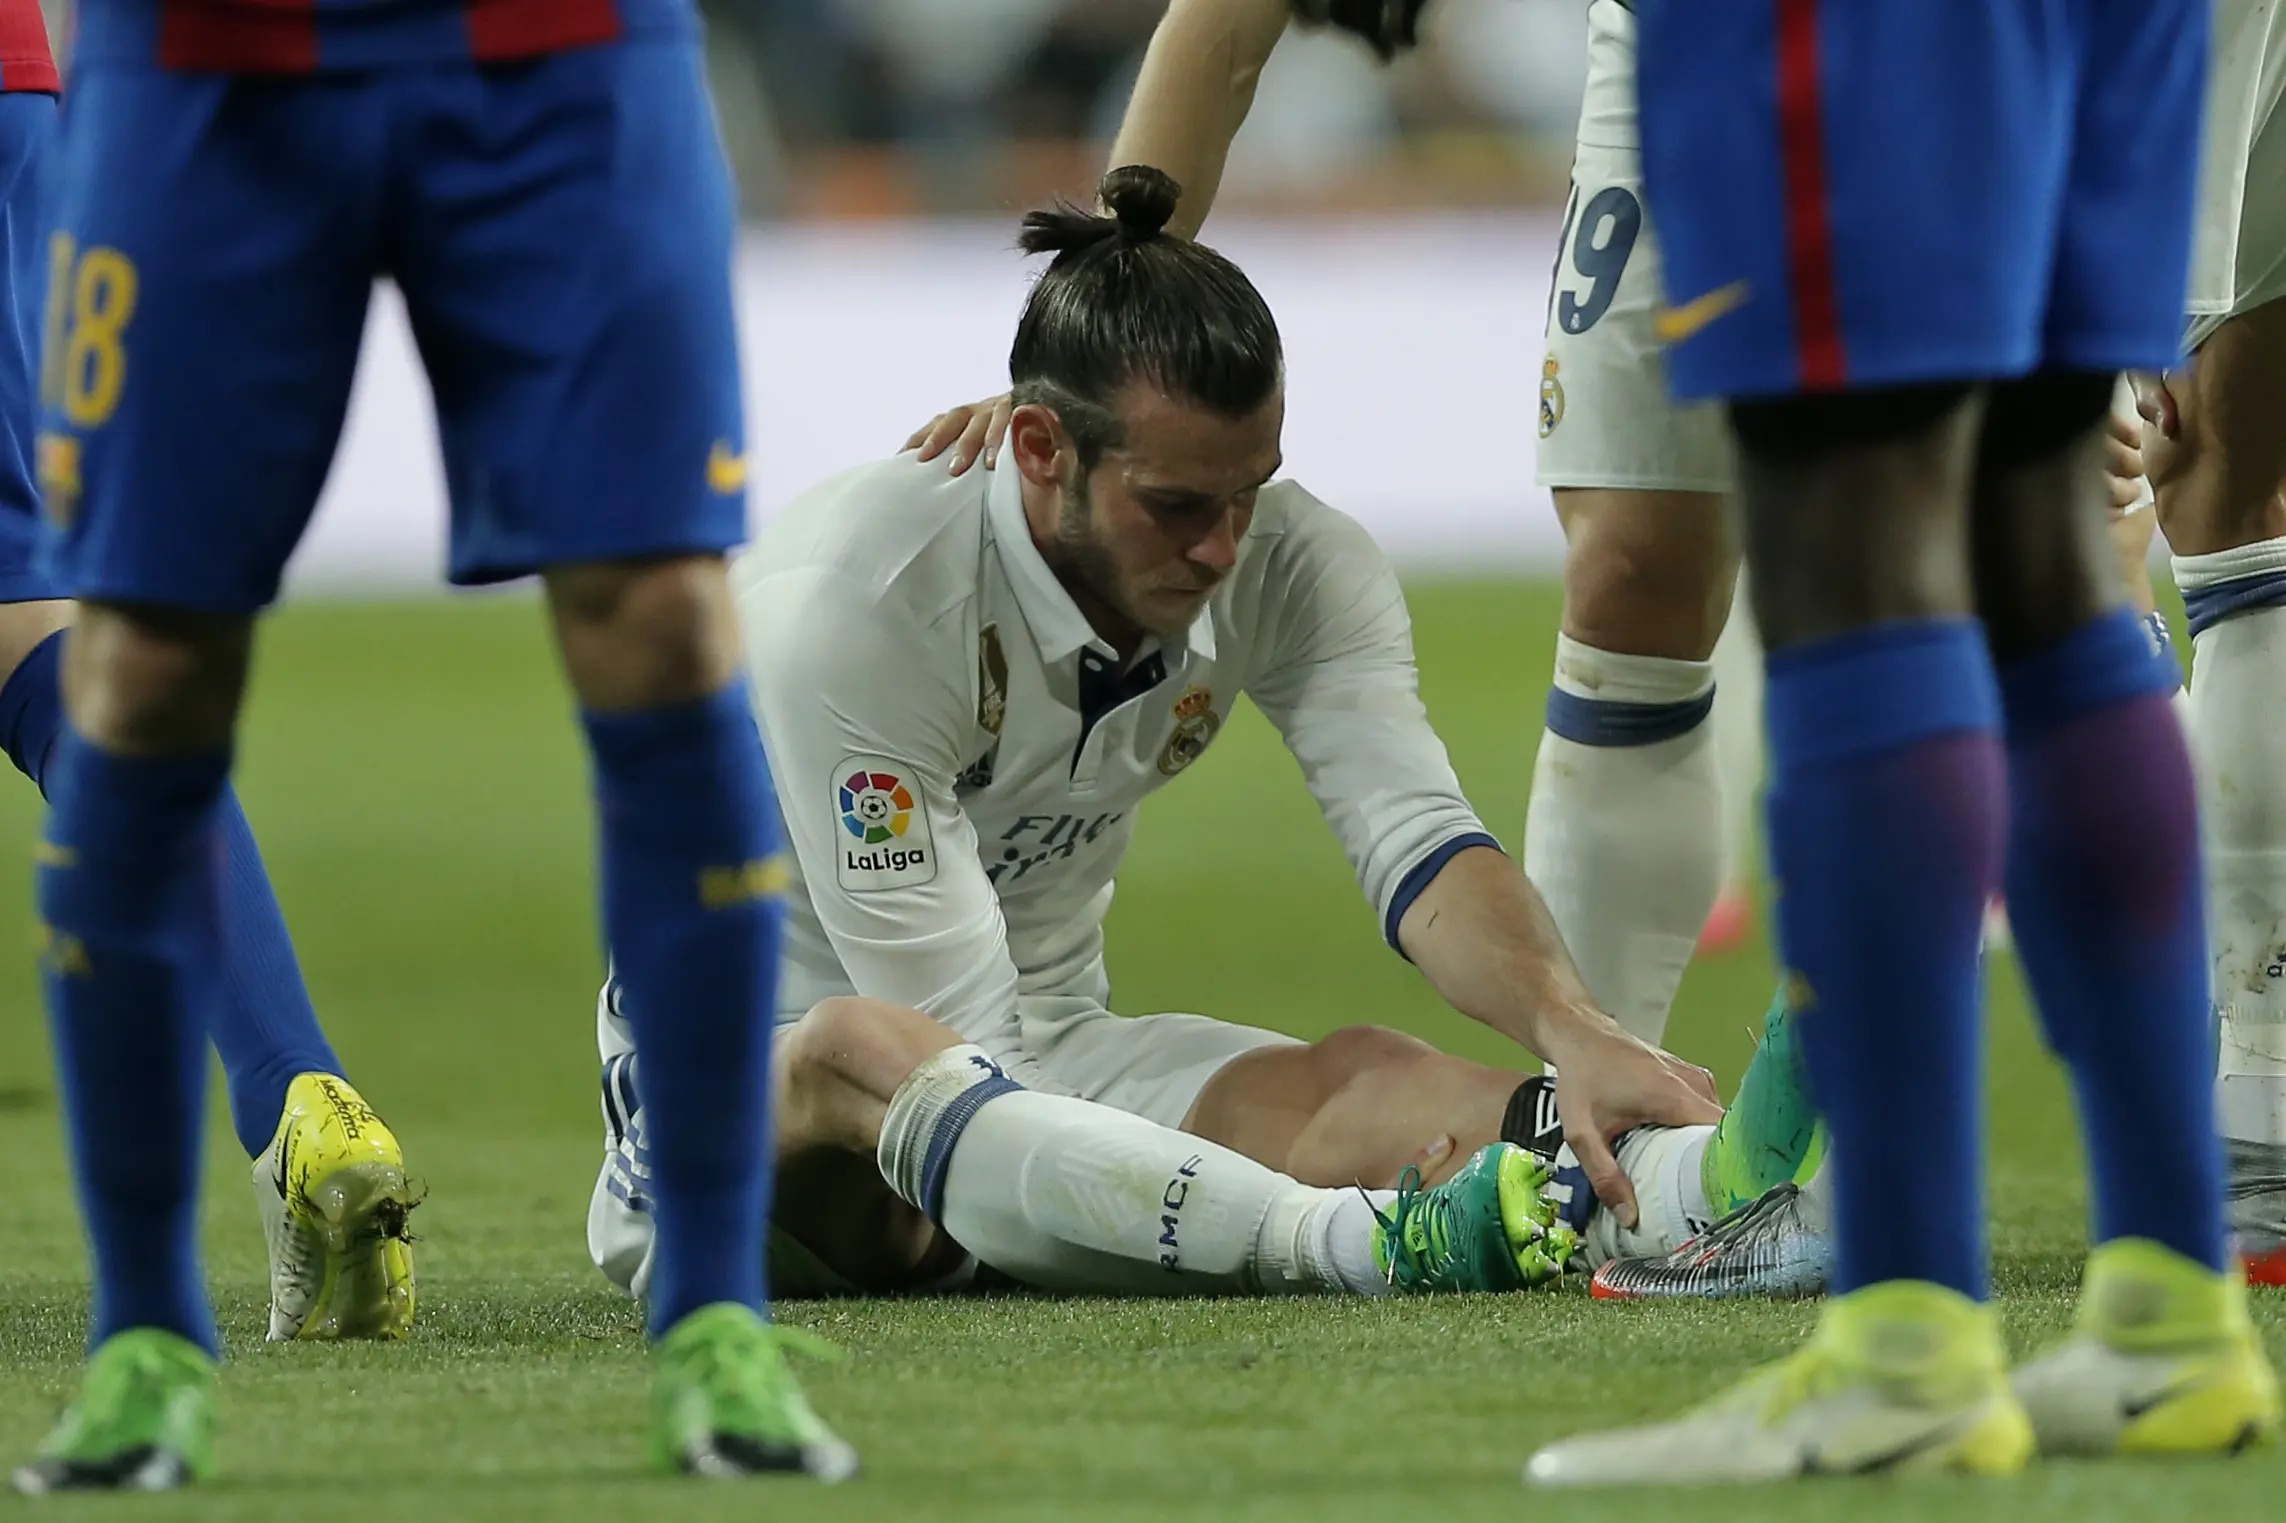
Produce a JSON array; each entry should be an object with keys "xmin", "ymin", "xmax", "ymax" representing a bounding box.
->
[{"xmin": 0, "ymin": 581, "xmax": 2276, "ymax": 1522}]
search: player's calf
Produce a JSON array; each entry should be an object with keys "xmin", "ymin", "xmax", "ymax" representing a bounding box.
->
[
  {"xmin": 1526, "ymin": 490, "xmax": 1732, "ymax": 1045},
  {"xmin": 561, "ymin": 570, "xmax": 786, "ymax": 1334},
  {"xmin": 2146, "ymin": 308, "xmax": 2286, "ymax": 1282},
  {"xmin": 772, "ymin": 997, "xmax": 971, "ymax": 1292}
]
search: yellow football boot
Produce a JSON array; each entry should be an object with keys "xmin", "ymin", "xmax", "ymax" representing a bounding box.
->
[
  {"xmin": 1528, "ymin": 1280, "xmax": 2035, "ymax": 1485},
  {"xmin": 2013, "ymin": 1238, "xmax": 2281, "ymax": 1459},
  {"xmin": 253, "ymin": 1073, "xmax": 416, "ymax": 1341}
]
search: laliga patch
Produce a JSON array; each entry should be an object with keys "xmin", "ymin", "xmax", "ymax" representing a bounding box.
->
[{"xmin": 834, "ymin": 757, "xmax": 937, "ymax": 892}]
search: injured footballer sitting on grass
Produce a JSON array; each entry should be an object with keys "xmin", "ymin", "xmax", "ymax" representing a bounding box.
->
[{"xmin": 586, "ymin": 168, "xmax": 1828, "ymax": 1305}]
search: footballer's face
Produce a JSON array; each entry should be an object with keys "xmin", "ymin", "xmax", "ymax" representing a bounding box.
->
[{"xmin": 1043, "ymin": 382, "xmax": 1284, "ymax": 646}]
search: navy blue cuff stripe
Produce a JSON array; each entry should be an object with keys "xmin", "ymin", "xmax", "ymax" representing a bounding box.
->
[
  {"xmin": 1544, "ymin": 686, "xmax": 1714, "ymax": 748},
  {"xmin": 1383, "ymin": 832, "xmax": 1503, "ymax": 954},
  {"xmin": 2183, "ymin": 569, "xmax": 2286, "ymax": 640},
  {"xmin": 918, "ymin": 1075, "xmax": 1023, "ymax": 1223}
]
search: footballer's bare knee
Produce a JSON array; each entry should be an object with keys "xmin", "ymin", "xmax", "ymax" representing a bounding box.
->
[
  {"xmin": 1730, "ymin": 385, "xmax": 1984, "ymax": 649},
  {"xmin": 773, "ymin": 997, "xmax": 970, "ymax": 1292},
  {"xmin": 777, "ymin": 996, "xmax": 964, "ymax": 1155},
  {"xmin": 62, "ymin": 600, "xmax": 252, "ymax": 756},
  {"xmin": 1305, "ymin": 1024, "xmax": 1440, "ymax": 1089},
  {"xmin": 1553, "ymin": 488, "xmax": 1737, "ymax": 661},
  {"xmin": 2151, "ymin": 303, "xmax": 2286, "ymax": 556},
  {"xmin": 1189, "ymin": 1024, "xmax": 1510, "ymax": 1188},
  {"xmin": 545, "ymin": 552, "xmax": 744, "ymax": 712}
]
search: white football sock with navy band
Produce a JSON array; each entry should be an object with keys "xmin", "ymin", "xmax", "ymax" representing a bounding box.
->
[
  {"xmin": 2176, "ymin": 540, "xmax": 2286, "ymax": 1157},
  {"xmin": 876, "ymin": 1044, "xmax": 1388, "ymax": 1296},
  {"xmin": 1524, "ymin": 635, "xmax": 1724, "ymax": 1045}
]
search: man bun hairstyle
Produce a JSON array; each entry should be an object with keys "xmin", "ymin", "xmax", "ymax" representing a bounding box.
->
[{"xmin": 1010, "ymin": 166, "xmax": 1283, "ymax": 470}]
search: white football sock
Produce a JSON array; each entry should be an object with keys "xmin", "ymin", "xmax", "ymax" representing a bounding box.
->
[
  {"xmin": 1710, "ymin": 589, "xmax": 1765, "ymax": 893},
  {"xmin": 2176, "ymin": 542, "xmax": 2286, "ymax": 1150},
  {"xmin": 1524, "ymin": 635, "xmax": 1723, "ymax": 1046},
  {"xmin": 1580, "ymin": 1124, "xmax": 1717, "ymax": 1267},
  {"xmin": 1305, "ymin": 1190, "xmax": 1399, "ymax": 1296},
  {"xmin": 877, "ymin": 1045, "xmax": 1365, "ymax": 1296}
]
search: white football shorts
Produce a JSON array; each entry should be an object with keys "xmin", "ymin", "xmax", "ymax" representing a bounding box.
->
[
  {"xmin": 2186, "ymin": 0, "xmax": 2286, "ymax": 352},
  {"xmin": 1534, "ymin": 0, "xmax": 1735, "ymax": 496}
]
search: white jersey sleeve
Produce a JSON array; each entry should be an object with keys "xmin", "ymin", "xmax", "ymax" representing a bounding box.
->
[
  {"xmin": 738, "ymin": 565, "xmax": 1022, "ymax": 1038},
  {"xmin": 1245, "ymin": 500, "xmax": 1500, "ymax": 948}
]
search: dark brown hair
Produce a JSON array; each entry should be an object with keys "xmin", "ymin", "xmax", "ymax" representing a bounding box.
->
[{"xmin": 1008, "ymin": 166, "xmax": 1284, "ymax": 468}]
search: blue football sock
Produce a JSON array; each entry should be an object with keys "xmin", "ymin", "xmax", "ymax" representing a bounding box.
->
[
  {"xmin": 1998, "ymin": 610, "xmax": 2226, "ymax": 1269},
  {"xmin": 36, "ymin": 725, "xmax": 229, "ymax": 1354},
  {"xmin": 1, "ymin": 631, "xmax": 343, "ymax": 1157},
  {"xmin": 1766, "ymin": 619, "xmax": 2005, "ymax": 1299},
  {"xmin": 584, "ymin": 684, "xmax": 782, "ymax": 1337},
  {"xmin": 210, "ymin": 796, "xmax": 344, "ymax": 1156}
]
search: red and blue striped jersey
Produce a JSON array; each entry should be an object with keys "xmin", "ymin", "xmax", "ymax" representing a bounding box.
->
[
  {"xmin": 74, "ymin": 0, "xmax": 695, "ymax": 73},
  {"xmin": 0, "ymin": 1, "xmax": 57, "ymax": 93}
]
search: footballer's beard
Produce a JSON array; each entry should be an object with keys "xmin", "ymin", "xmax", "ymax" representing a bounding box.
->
[{"xmin": 1047, "ymin": 484, "xmax": 1213, "ymax": 644}]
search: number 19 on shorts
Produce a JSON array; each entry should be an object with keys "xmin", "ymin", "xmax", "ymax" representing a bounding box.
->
[{"xmin": 42, "ymin": 234, "xmax": 139, "ymax": 430}]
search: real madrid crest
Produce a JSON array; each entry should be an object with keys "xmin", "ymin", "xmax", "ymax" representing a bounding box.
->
[
  {"xmin": 1157, "ymin": 685, "xmax": 1220, "ymax": 777},
  {"xmin": 1537, "ymin": 354, "xmax": 1566, "ymax": 439},
  {"xmin": 977, "ymin": 624, "xmax": 1008, "ymax": 737}
]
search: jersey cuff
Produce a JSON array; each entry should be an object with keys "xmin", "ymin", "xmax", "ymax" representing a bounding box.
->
[{"xmin": 1382, "ymin": 832, "xmax": 1503, "ymax": 955}]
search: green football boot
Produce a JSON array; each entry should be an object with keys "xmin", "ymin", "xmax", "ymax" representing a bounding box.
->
[
  {"xmin": 1373, "ymin": 1141, "xmax": 1577, "ymax": 1292},
  {"xmin": 13, "ymin": 1328, "xmax": 215, "ymax": 1495},
  {"xmin": 650, "ymin": 1303, "xmax": 858, "ymax": 1481},
  {"xmin": 1701, "ymin": 982, "xmax": 1828, "ymax": 1218}
]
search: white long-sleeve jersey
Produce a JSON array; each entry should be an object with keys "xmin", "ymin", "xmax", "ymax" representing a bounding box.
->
[{"xmin": 732, "ymin": 452, "xmax": 1498, "ymax": 1044}]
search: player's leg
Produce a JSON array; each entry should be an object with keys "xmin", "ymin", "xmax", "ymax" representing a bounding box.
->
[
  {"xmin": 594, "ymin": 992, "xmax": 1573, "ymax": 1298},
  {"xmin": 1531, "ymin": 0, "xmax": 2088, "ymax": 1484},
  {"xmin": 1996, "ymin": 0, "xmax": 2281, "ymax": 1451},
  {"xmin": 1184, "ymin": 1019, "xmax": 1521, "ymax": 1185},
  {"xmin": 1971, "ymin": 370, "xmax": 2223, "ymax": 1266},
  {"xmin": 807, "ymin": 997, "xmax": 1572, "ymax": 1296},
  {"xmin": 1525, "ymin": 0, "xmax": 1732, "ymax": 1044},
  {"xmin": 1979, "ymin": 367, "xmax": 2279, "ymax": 1454},
  {"xmin": 1526, "ymin": 491, "xmax": 1733, "ymax": 1043},
  {"xmin": 0, "ymin": 91, "xmax": 357, "ymax": 1176},
  {"xmin": 2150, "ymin": 296, "xmax": 2286, "ymax": 1287},
  {"xmin": 0, "ymin": 93, "xmax": 398, "ymax": 1355},
  {"xmin": 1173, "ymin": 1014, "xmax": 1728, "ymax": 1255},
  {"xmin": 14, "ymin": 69, "xmax": 383, "ymax": 1495},
  {"xmin": 387, "ymin": 40, "xmax": 841, "ymax": 1478}
]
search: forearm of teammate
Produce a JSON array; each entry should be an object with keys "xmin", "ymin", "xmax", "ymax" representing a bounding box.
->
[{"xmin": 1105, "ymin": 0, "xmax": 1291, "ymax": 238}]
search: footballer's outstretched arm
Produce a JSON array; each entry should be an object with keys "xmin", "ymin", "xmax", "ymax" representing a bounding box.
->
[
  {"xmin": 1106, "ymin": 0, "xmax": 1293, "ymax": 239},
  {"xmin": 1247, "ymin": 497, "xmax": 1721, "ymax": 1218},
  {"xmin": 736, "ymin": 564, "xmax": 1023, "ymax": 1035}
]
